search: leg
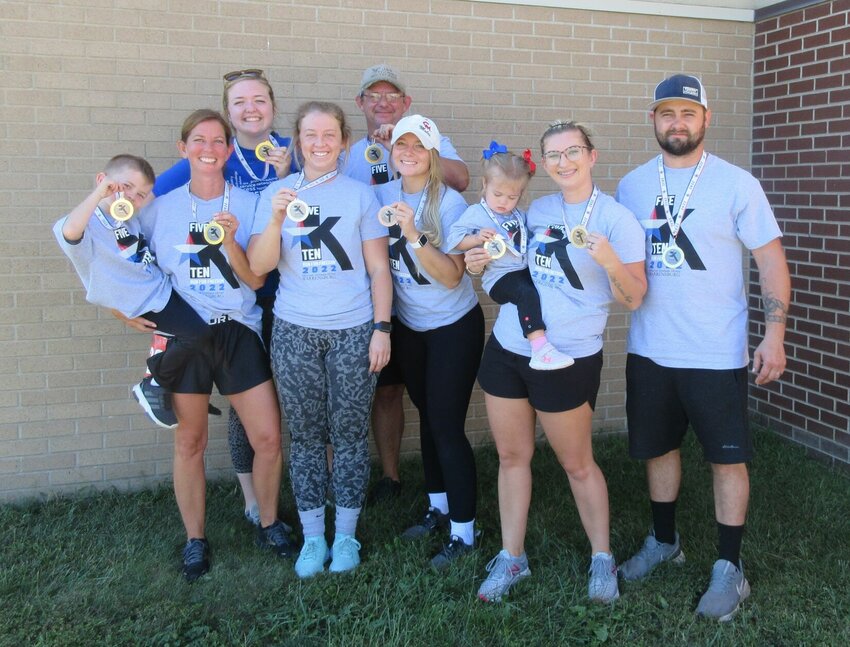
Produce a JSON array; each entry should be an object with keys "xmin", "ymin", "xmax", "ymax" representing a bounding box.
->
[
  {"xmin": 647, "ymin": 449, "xmax": 683, "ymax": 503},
  {"xmin": 485, "ymin": 393, "xmax": 536, "ymax": 556},
  {"xmin": 171, "ymin": 393, "xmax": 211, "ymax": 539},
  {"xmin": 539, "ymin": 405, "xmax": 611, "ymax": 554},
  {"xmin": 371, "ymin": 383, "xmax": 405, "ymax": 481},
  {"xmin": 228, "ymin": 380, "xmax": 282, "ymax": 529},
  {"xmin": 489, "ymin": 269, "xmax": 545, "ymax": 337},
  {"xmin": 271, "ymin": 319, "xmax": 330, "ymax": 513},
  {"xmin": 227, "ymin": 406, "xmax": 257, "ymax": 515}
]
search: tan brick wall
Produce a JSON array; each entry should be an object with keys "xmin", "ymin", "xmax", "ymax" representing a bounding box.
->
[{"xmin": 0, "ymin": 0, "xmax": 756, "ymax": 501}]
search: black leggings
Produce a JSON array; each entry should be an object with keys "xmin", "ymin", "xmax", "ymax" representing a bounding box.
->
[
  {"xmin": 394, "ymin": 305, "xmax": 484, "ymax": 523},
  {"xmin": 488, "ymin": 268, "xmax": 544, "ymax": 337}
]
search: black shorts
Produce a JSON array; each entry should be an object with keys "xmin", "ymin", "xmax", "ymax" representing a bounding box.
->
[
  {"xmin": 477, "ymin": 335, "xmax": 602, "ymax": 413},
  {"xmin": 626, "ymin": 353, "xmax": 752, "ymax": 464},
  {"xmin": 169, "ymin": 319, "xmax": 272, "ymax": 396},
  {"xmin": 376, "ymin": 317, "xmax": 404, "ymax": 388}
]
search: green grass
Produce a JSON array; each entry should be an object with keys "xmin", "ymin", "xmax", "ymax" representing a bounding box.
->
[{"xmin": 2, "ymin": 430, "xmax": 848, "ymax": 646}]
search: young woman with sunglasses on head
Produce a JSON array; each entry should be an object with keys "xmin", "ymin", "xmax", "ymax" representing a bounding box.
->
[
  {"xmin": 137, "ymin": 69, "xmax": 296, "ymax": 528},
  {"xmin": 465, "ymin": 121, "xmax": 646, "ymax": 604}
]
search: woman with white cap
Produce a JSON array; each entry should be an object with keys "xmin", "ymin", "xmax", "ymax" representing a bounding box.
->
[{"xmin": 374, "ymin": 115, "xmax": 484, "ymax": 570}]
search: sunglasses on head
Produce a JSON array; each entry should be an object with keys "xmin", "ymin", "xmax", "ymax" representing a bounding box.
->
[{"xmin": 223, "ymin": 68, "xmax": 266, "ymax": 82}]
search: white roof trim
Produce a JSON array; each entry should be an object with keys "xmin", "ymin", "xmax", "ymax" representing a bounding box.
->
[{"xmin": 464, "ymin": 0, "xmax": 758, "ymax": 22}]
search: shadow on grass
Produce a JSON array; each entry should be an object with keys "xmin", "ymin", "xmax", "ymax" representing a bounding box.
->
[{"xmin": 1, "ymin": 429, "xmax": 848, "ymax": 646}]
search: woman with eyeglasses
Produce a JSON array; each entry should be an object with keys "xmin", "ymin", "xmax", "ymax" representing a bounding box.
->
[
  {"xmin": 137, "ymin": 109, "xmax": 295, "ymax": 582},
  {"xmin": 248, "ymin": 101, "xmax": 392, "ymax": 578},
  {"xmin": 373, "ymin": 115, "xmax": 484, "ymax": 571},
  {"xmin": 139, "ymin": 69, "xmax": 296, "ymax": 528},
  {"xmin": 465, "ymin": 121, "xmax": 646, "ymax": 604}
]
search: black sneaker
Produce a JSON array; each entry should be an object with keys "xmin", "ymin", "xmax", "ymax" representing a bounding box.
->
[
  {"xmin": 207, "ymin": 403, "xmax": 222, "ymax": 416},
  {"xmin": 431, "ymin": 534, "xmax": 476, "ymax": 570},
  {"xmin": 182, "ymin": 538, "xmax": 210, "ymax": 582},
  {"xmin": 367, "ymin": 477, "xmax": 402, "ymax": 505},
  {"xmin": 132, "ymin": 377, "xmax": 177, "ymax": 429},
  {"xmin": 401, "ymin": 507, "xmax": 449, "ymax": 540},
  {"xmin": 256, "ymin": 520, "xmax": 298, "ymax": 559}
]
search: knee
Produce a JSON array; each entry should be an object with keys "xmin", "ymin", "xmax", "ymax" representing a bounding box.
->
[
  {"xmin": 250, "ymin": 427, "xmax": 281, "ymax": 456},
  {"xmin": 561, "ymin": 457, "xmax": 596, "ymax": 482},
  {"xmin": 497, "ymin": 446, "xmax": 533, "ymax": 470},
  {"xmin": 174, "ymin": 428, "xmax": 207, "ymax": 459},
  {"xmin": 375, "ymin": 384, "xmax": 404, "ymax": 406}
]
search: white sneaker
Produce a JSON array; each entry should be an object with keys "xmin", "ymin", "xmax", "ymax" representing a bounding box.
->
[{"xmin": 529, "ymin": 342, "xmax": 575, "ymax": 371}]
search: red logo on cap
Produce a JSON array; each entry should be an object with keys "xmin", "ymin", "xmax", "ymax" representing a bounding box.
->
[{"xmin": 420, "ymin": 119, "xmax": 432, "ymax": 134}]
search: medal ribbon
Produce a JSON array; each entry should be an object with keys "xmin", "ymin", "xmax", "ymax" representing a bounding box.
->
[
  {"xmin": 187, "ymin": 182, "xmax": 231, "ymax": 224},
  {"xmin": 93, "ymin": 206, "xmax": 120, "ymax": 230},
  {"xmin": 293, "ymin": 170, "xmax": 338, "ymax": 193},
  {"xmin": 398, "ymin": 182, "xmax": 431, "ymax": 227},
  {"xmin": 657, "ymin": 151, "xmax": 707, "ymax": 241},
  {"xmin": 233, "ymin": 133, "xmax": 281, "ymax": 181},
  {"xmin": 560, "ymin": 185, "xmax": 599, "ymax": 232},
  {"xmin": 478, "ymin": 199, "xmax": 526, "ymax": 256}
]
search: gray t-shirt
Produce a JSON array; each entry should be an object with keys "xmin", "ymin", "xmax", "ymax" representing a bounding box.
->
[
  {"xmin": 343, "ymin": 135, "xmax": 463, "ymax": 186},
  {"xmin": 138, "ymin": 184, "xmax": 262, "ymax": 333},
  {"xmin": 492, "ymin": 191, "xmax": 645, "ymax": 358},
  {"xmin": 53, "ymin": 210, "xmax": 171, "ymax": 319},
  {"xmin": 616, "ymin": 153, "xmax": 782, "ymax": 369},
  {"xmin": 447, "ymin": 201, "xmax": 529, "ymax": 295},
  {"xmin": 374, "ymin": 179, "xmax": 477, "ymax": 331},
  {"xmin": 252, "ymin": 173, "xmax": 385, "ymax": 330}
]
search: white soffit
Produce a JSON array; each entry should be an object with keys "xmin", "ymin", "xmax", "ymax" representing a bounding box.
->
[{"xmin": 466, "ymin": 0, "xmax": 787, "ymax": 22}]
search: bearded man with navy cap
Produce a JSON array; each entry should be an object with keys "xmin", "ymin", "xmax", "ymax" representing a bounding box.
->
[{"xmin": 615, "ymin": 74, "xmax": 790, "ymax": 621}]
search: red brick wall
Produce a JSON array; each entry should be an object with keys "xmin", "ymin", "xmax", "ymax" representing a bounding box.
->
[{"xmin": 751, "ymin": 0, "xmax": 850, "ymax": 464}]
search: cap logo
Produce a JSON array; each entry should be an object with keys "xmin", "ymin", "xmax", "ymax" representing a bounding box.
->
[
  {"xmin": 682, "ymin": 86, "xmax": 699, "ymax": 98},
  {"xmin": 420, "ymin": 119, "xmax": 432, "ymax": 134}
]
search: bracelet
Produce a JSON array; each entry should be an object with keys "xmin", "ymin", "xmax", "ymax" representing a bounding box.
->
[{"xmin": 465, "ymin": 265, "xmax": 483, "ymax": 277}]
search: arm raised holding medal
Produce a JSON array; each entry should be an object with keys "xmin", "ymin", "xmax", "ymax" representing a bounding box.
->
[{"xmin": 247, "ymin": 186, "xmax": 295, "ymax": 275}]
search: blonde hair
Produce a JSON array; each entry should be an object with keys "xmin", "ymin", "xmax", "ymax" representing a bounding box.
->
[
  {"xmin": 291, "ymin": 101, "xmax": 351, "ymax": 171},
  {"xmin": 539, "ymin": 120, "xmax": 595, "ymax": 155},
  {"xmin": 480, "ymin": 151, "xmax": 534, "ymax": 200},
  {"xmin": 419, "ymin": 149, "xmax": 446, "ymax": 247}
]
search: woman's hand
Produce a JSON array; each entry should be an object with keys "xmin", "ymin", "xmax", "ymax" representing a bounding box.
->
[
  {"xmin": 369, "ymin": 330, "xmax": 391, "ymax": 373},
  {"xmin": 271, "ymin": 187, "xmax": 298, "ymax": 221},
  {"xmin": 391, "ymin": 201, "xmax": 419, "ymax": 242},
  {"xmin": 464, "ymin": 247, "xmax": 492, "ymax": 276},
  {"xmin": 110, "ymin": 309, "xmax": 157, "ymax": 333},
  {"xmin": 585, "ymin": 232, "xmax": 617, "ymax": 269},
  {"xmin": 266, "ymin": 145, "xmax": 292, "ymax": 178},
  {"xmin": 213, "ymin": 211, "xmax": 240, "ymax": 249}
]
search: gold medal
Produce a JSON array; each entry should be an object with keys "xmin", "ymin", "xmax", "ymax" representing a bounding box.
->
[
  {"xmin": 569, "ymin": 224, "xmax": 589, "ymax": 249},
  {"xmin": 109, "ymin": 196, "xmax": 134, "ymax": 221},
  {"xmin": 255, "ymin": 140, "xmax": 274, "ymax": 162},
  {"xmin": 203, "ymin": 221, "xmax": 226, "ymax": 245},
  {"xmin": 377, "ymin": 206, "xmax": 397, "ymax": 227},
  {"xmin": 484, "ymin": 237, "xmax": 507, "ymax": 260},
  {"xmin": 286, "ymin": 198, "xmax": 309, "ymax": 222},
  {"xmin": 662, "ymin": 243, "xmax": 685, "ymax": 269},
  {"xmin": 364, "ymin": 143, "xmax": 384, "ymax": 164}
]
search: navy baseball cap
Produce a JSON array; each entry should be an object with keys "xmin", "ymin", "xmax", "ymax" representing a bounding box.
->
[{"xmin": 649, "ymin": 74, "xmax": 708, "ymax": 110}]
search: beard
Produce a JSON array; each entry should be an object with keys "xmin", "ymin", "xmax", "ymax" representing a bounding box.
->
[{"xmin": 655, "ymin": 124, "xmax": 706, "ymax": 157}]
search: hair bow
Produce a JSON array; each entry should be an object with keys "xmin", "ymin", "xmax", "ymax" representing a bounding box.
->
[
  {"xmin": 522, "ymin": 149, "xmax": 537, "ymax": 175},
  {"xmin": 482, "ymin": 140, "xmax": 508, "ymax": 160}
]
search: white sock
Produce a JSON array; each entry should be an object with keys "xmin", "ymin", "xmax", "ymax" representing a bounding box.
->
[
  {"xmin": 427, "ymin": 492, "xmax": 449, "ymax": 515},
  {"xmin": 334, "ymin": 505, "xmax": 360, "ymax": 537},
  {"xmin": 298, "ymin": 505, "xmax": 325, "ymax": 538},
  {"xmin": 450, "ymin": 519, "xmax": 475, "ymax": 546}
]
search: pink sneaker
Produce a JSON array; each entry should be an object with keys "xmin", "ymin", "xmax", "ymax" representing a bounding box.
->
[{"xmin": 529, "ymin": 342, "xmax": 575, "ymax": 371}]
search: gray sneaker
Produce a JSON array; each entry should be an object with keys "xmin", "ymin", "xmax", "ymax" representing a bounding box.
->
[
  {"xmin": 401, "ymin": 507, "xmax": 449, "ymax": 540},
  {"xmin": 477, "ymin": 550, "xmax": 531, "ymax": 602},
  {"xmin": 696, "ymin": 559, "xmax": 751, "ymax": 622},
  {"xmin": 588, "ymin": 553, "xmax": 620, "ymax": 603},
  {"xmin": 618, "ymin": 530, "xmax": 685, "ymax": 581}
]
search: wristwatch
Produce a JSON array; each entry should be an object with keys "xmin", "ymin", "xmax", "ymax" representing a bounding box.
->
[
  {"xmin": 409, "ymin": 233, "xmax": 428, "ymax": 249},
  {"xmin": 373, "ymin": 321, "xmax": 393, "ymax": 333}
]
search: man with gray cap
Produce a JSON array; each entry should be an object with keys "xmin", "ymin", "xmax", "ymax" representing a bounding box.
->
[
  {"xmin": 616, "ymin": 74, "xmax": 790, "ymax": 621},
  {"xmin": 345, "ymin": 63, "xmax": 470, "ymax": 505}
]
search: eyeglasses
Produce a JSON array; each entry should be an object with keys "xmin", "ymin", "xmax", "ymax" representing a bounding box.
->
[
  {"xmin": 542, "ymin": 146, "xmax": 591, "ymax": 164},
  {"xmin": 361, "ymin": 91, "xmax": 405, "ymax": 104},
  {"xmin": 223, "ymin": 68, "xmax": 266, "ymax": 83}
]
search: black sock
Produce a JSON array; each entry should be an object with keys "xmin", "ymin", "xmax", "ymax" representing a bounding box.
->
[
  {"xmin": 717, "ymin": 522, "xmax": 744, "ymax": 565},
  {"xmin": 650, "ymin": 500, "xmax": 677, "ymax": 545}
]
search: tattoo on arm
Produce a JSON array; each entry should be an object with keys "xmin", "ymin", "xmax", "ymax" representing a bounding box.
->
[
  {"xmin": 608, "ymin": 271, "xmax": 633, "ymax": 304},
  {"xmin": 762, "ymin": 289, "xmax": 788, "ymax": 324}
]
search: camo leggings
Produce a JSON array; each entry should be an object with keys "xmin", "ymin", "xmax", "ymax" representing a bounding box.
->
[{"xmin": 271, "ymin": 318, "xmax": 377, "ymax": 511}]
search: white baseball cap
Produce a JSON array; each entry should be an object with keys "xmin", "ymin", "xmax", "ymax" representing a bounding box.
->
[{"xmin": 390, "ymin": 114, "xmax": 441, "ymax": 154}]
